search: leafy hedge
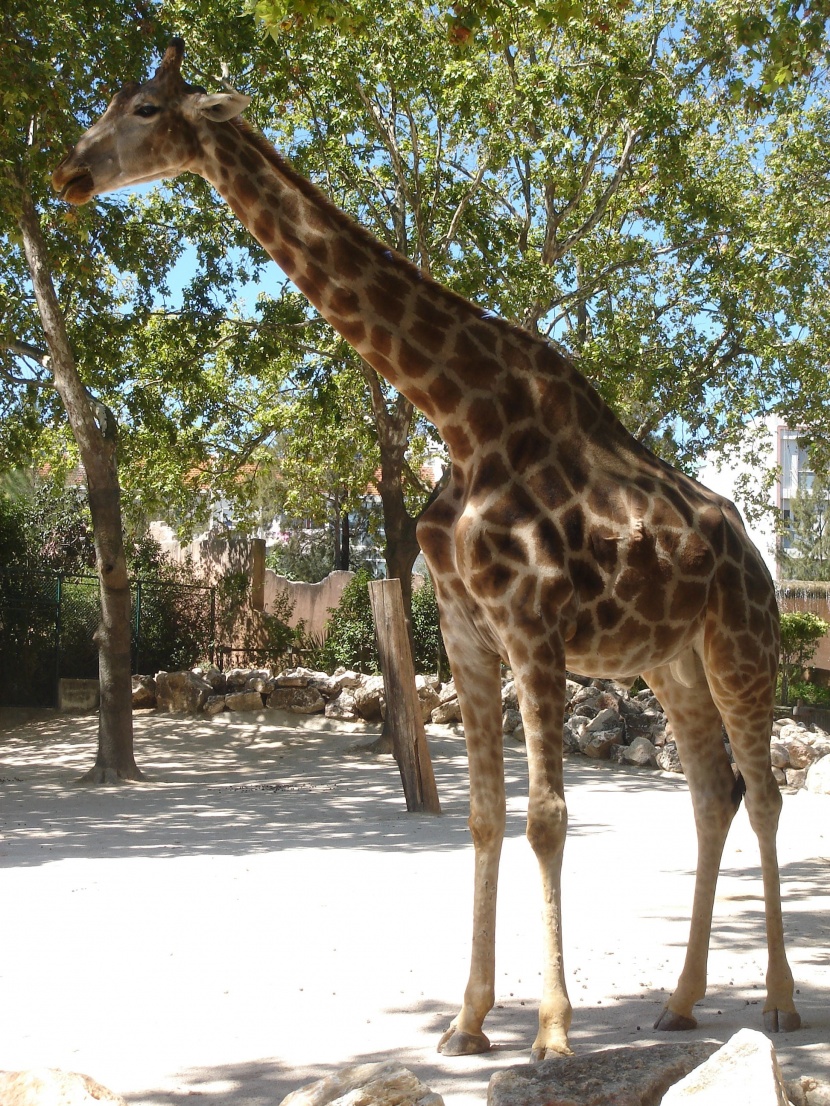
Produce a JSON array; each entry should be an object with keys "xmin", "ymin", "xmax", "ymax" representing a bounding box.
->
[{"xmin": 319, "ymin": 569, "xmax": 448, "ymax": 677}]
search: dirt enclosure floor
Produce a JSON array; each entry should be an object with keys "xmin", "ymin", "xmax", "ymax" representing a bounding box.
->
[{"xmin": 0, "ymin": 708, "xmax": 828, "ymax": 1106}]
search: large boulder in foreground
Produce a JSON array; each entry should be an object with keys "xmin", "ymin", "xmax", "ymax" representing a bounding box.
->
[
  {"xmin": 0, "ymin": 1069, "xmax": 126, "ymax": 1105},
  {"xmin": 661, "ymin": 1029, "xmax": 788, "ymax": 1104},
  {"xmin": 488, "ymin": 1042, "xmax": 718, "ymax": 1106}
]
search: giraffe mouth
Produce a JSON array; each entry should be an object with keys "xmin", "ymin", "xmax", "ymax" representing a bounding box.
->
[{"xmin": 55, "ymin": 171, "xmax": 95, "ymax": 205}]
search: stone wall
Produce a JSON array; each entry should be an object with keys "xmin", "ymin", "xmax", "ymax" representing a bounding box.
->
[{"xmin": 131, "ymin": 667, "xmax": 830, "ymax": 796}]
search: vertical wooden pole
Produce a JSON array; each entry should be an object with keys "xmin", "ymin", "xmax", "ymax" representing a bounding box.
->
[{"xmin": 368, "ymin": 579, "xmax": 441, "ymax": 814}]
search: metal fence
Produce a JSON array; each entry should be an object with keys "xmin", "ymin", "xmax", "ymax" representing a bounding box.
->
[{"xmin": 0, "ymin": 571, "xmax": 216, "ymax": 708}]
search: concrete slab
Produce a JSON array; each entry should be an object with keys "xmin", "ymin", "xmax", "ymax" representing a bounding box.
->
[{"xmin": 0, "ymin": 710, "xmax": 827, "ymax": 1106}]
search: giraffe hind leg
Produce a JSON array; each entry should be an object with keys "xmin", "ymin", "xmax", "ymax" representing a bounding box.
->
[
  {"xmin": 644, "ymin": 659, "xmax": 743, "ymax": 1031},
  {"xmin": 709, "ymin": 686, "xmax": 800, "ymax": 1032}
]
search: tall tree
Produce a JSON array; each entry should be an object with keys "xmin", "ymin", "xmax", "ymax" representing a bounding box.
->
[
  {"xmin": 7, "ymin": 0, "xmax": 830, "ymax": 651},
  {"xmin": 778, "ymin": 473, "xmax": 830, "ymax": 581},
  {"xmin": 0, "ymin": 7, "xmax": 175, "ymax": 779},
  {"xmin": 195, "ymin": 0, "xmax": 830, "ymax": 489}
]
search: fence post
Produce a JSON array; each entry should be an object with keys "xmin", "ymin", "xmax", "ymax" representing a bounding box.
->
[
  {"xmin": 368, "ymin": 578, "xmax": 441, "ymax": 814},
  {"xmin": 209, "ymin": 586, "xmax": 216, "ymax": 667},
  {"xmin": 134, "ymin": 579, "xmax": 142, "ymax": 673},
  {"xmin": 54, "ymin": 573, "xmax": 63, "ymax": 707}
]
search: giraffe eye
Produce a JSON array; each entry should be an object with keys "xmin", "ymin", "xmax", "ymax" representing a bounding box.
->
[{"xmin": 134, "ymin": 104, "xmax": 160, "ymax": 118}]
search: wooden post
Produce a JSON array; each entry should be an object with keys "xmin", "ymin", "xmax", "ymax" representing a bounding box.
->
[{"xmin": 368, "ymin": 579, "xmax": 441, "ymax": 814}]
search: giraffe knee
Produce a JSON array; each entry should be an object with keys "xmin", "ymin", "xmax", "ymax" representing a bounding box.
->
[
  {"xmin": 526, "ymin": 794, "xmax": 567, "ymax": 857},
  {"xmin": 469, "ymin": 808, "xmax": 505, "ymax": 850},
  {"xmin": 744, "ymin": 770, "xmax": 782, "ymax": 833}
]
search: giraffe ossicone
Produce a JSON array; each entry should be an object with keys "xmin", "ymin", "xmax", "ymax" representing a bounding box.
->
[{"xmin": 52, "ymin": 38, "xmax": 801, "ymax": 1058}]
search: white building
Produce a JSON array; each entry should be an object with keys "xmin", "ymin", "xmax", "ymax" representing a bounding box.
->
[{"xmin": 696, "ymin": 417, "xmax": 814, "ymax": 581}]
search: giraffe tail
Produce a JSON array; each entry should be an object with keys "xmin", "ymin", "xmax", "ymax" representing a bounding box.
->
[{"xmin": 731, "ymin": 769, "xmax": 747, "ymax": 809}]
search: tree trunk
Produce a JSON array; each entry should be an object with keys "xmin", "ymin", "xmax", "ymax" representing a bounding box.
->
[
  {"xmin": 17, "ymin": 190, "xmax": 141, "ymax": 783},
  {"xmin": 360, "ymin": 361, "xmax": 423, "ymax": 633},
  {"xmin": 340, "ymin": 511, "xmax": 350, "ymax": 570}
]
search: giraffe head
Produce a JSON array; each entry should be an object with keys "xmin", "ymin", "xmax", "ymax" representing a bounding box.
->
[{"xmin": 52, "ymin": 38, "xmax": 250, "ymax": 205}]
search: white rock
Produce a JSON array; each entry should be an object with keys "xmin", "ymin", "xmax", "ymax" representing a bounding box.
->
[
  {"xmin": 203, "ymin": 694, "xmax": 227, "ymax": 716},
  {"xmin": 806, "ymin": 754, "xmax": 830, "ymax": 795},
  {"xmin": 769, "ymin": 741, "xmax": 790, "ymax": 769},
  {"xmin": 621, "ymin": 735, "xmax": 657, "ymax": 766},
  {"xmin": 226, "ymin": 690, "xmax": 265, "ymax": 712},
  {"xmin": 415, "ymin": 679, "xmax": 441, "ymax": 722},
  {"xmin": 268, "ymin": 686, "xmax": 326, "ymax": 714},
  {"xmin": 657, "ymin": 742, "xmax": 684, "ymax": 774},
  {"xmin": 431, "ymin": 698, "xmax": 463, "ymax": 725},
  {"xmin": 0, "ymin": 1068, "xmax": 126, "ymax": 1105},
  {"xmin": 502, "ymin": 708, "xmax": 522, "ymax": 734},
  {"xmin": 438, "ymin": 679, "xmax": 457, "ymax": 704},
  {"xmin": 779, "ymin": 722, "xmax": 809, "ymax": 744},
  {"xmin": 353, "ymin": 675, "xmax": 386, "ymax": 721},
  {"xmin": 325, "ymin": 690, "xmax": 359, "ymax": 721},
  {"xmin": 280, "ymin": 1060, "xmax": 443, "ymax": 1106},
  {"xmin": 661, "ymin": 1028, "xmax": 789, "ymax": 1105},
  {"xmin": 331, "ymin": 669, "xmax": 363, "ymax": 691},
  {"xmin": 154, "ymin": 670, "xmax": 212, "ymax": 713},
  {"xmin": 501, "ymin": 680, "xmax": 519, "ymax": 710}
]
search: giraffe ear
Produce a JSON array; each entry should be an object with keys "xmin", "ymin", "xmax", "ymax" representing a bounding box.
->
[{"xmin": 192, "ymin": 91, "xmax": 251, "ymax": 122}]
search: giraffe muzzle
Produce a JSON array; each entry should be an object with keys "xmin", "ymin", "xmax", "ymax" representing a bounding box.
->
[{"xmin": 54, "ymin": 169, "xmax": 95, "ymax": 205}]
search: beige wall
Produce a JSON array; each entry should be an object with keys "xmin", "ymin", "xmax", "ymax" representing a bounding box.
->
[{"xmin": 265, "ymin": 570, "xmax": 354, "ymax": 638}]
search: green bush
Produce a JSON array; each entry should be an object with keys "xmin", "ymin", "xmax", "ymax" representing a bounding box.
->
[
  {"xmin": 265, "ymin": 529, "xmax": 334, "ymax": 583},
  {"xmin": 320, "ymin": 568, "xmax": 379, "ymax": 673},
  {"xmin": 782, "ymin": 679, "xmax": 830, "ymax": 706},
  {"xmin": 779, "ymin": 610, "xmax": 830, "ymax": 704},
  {"xmin": 411, "ymin": 574, "xmax": 449, "ymax": 679},
  {"xmin": 320, "ymin": 569, "xmax": 449, "ymax": 677}
]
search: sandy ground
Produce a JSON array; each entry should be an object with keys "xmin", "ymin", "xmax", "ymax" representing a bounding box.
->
[{"xmin": 0, "ymin": 707, "xmax": 828, "ymax": 1106}]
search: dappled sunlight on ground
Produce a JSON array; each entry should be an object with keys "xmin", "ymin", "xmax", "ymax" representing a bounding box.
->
[{"xmin": 0, "ymin": 707, "xmax": 827, "ymax": 1106}]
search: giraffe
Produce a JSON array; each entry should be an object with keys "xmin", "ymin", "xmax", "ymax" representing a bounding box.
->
[{"xmin": 52, "ymin": 39, "xmax": 801, "ymax": 1059}]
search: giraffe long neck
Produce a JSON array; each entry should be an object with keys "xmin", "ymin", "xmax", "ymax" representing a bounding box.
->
[{"xmin": 195, "ymin": 118, "xmax": 638, "ymax": 474}]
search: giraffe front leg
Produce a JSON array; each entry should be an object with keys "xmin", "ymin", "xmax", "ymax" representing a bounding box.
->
[
  {"xmin": 437, "ymin": 651, "xmax": 505, "ymax": 1057},
  {"xmin": 515, "ymin": 649, "xmax": 572, "ymax": 1060}
]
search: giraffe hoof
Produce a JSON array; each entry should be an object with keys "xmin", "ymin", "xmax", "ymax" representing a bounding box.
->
[
  {"xmin": 531, "ymin": 1041, "xmax": 574, "ymax": 1061},
  {"xmin": 654, "ymin": 1007, "xmax": 698, "ymax": 1032},
  {"xmin": 764, "ymin": 1008, "xmax": 801, "ymax": 1033},
  {"xmin": 437, "ymin": 1027, "xmax": 491, "ymax": 1055}
]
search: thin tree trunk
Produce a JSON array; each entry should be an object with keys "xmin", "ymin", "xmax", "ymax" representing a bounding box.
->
[
  {"xmin": 17, "ymin": 190, "xmax": 141, "ymax": 783},
  {"xmin": 360, "ymin": 362, "xmax": 422, "ymax": 632},
  {"xmin": 340, "ymin": 511, "xmax": 350, "ymax": 570}
]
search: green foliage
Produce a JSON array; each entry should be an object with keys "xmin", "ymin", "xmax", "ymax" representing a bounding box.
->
[
  {"xmin": 319, "ymin": 568, "xmax": 448, "ymax": 676},
  {"xmin": 411, "ymin": 574, "xmax": 449, "ymax": 680},
  {"xmin": 266, "ymin": 529, "xmax": 335, "ymax": 583},
  {"xmin": 0, "ymin": 491, "xmax": 27, "ymax": 565},
  {"xmin": 320, "ymin": 568, "xmax": 379, "ymax": 674},
  {"xmin": 778, "ymin": 610, "xmax": 830, "ymax": 704},
  {"xmin": 0, "ymin": 475, "xmax": 93, "ymax": 572},
  {"xmin": 778, "ymin": 473, "xmax": 830, "ymax": 581},
  {"xmin": 780, "ymin": 678, "xmax": 830, "ymax": 706},
  {"xmin": 0, "ymin": 479, "xmax": 216, "ymax": 680},
  {"xmin": 216, "ymin": 569, "xmax": 300, "ymax": 670}
]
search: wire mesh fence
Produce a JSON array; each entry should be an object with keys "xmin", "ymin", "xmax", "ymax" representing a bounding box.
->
[
  {"xmin": 0, "ymin": 571, "xmax": 216, "ymax": 707},
  {"xmin": 0, "ymin": 570, "xmax": 61, "ymax": 708}
]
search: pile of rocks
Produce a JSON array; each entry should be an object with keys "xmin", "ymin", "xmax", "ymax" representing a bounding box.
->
[{"xmin": 131, "ymin": 666, "xmax": 830, "ymax": 794}]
